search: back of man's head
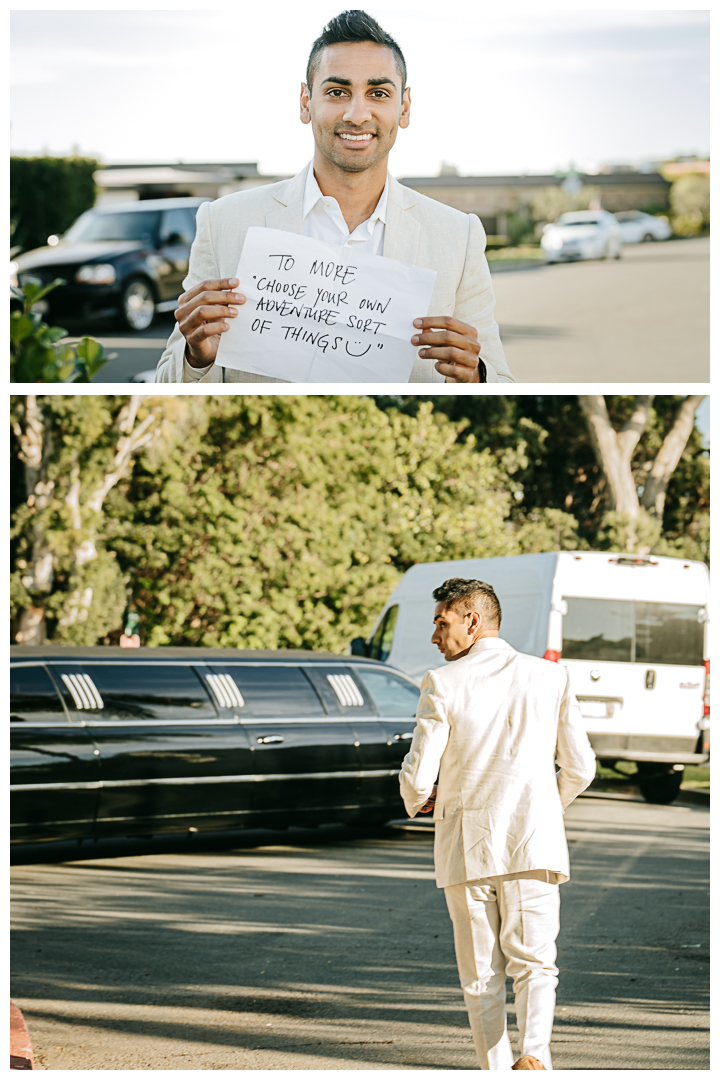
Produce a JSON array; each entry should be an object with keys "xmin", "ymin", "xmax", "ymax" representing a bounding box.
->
[
  {"xmin": 306, "ymin": 9, "xmax": 407, "ymax": 96},
  {"xmin": 432, "ymin": 577, "xmax": 502, "ymax": 629}
]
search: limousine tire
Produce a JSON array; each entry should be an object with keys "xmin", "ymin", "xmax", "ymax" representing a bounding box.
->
[{"xmin": 636, "ymin": 763, "xmax": 683, "ymax": 805}]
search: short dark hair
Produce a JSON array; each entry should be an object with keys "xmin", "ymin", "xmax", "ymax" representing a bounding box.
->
[
  {"xmin": 306, "ymin": 9, "xmax": 407, "ymax": 96},
  {"xmin": 432, "ymin": 577, "xmax": 502, "ymax": 629}
]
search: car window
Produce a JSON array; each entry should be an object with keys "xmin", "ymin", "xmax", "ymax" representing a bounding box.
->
[
  {"xmin": 559, "ymin": 219, "xmax": 601, "ymax": 228},
  {"xmin": 11, "ymin": 665, "xmax": 67, "ymax": 722},
  {"xmin": 65, "ymin": 211, "xmax": 161, "ymax": 245},
  {"xmin": 225, "ymin": 666, "xmax": 326, "ymax": 718},
  {"xmin": 81, "ymin": 664, "xmax": 216, "ymax": 720},
  {"xmin": 356, "ymin": 668, "xmax": 420, "ymax": 716},
  {"xmin": 635, "ymin": 603, "xmax": 705, "ymax": 666},
  {"xmin": 563, "ymin": 598, "xmax": 634, "ymax": 661},
  {"xmin": 159, "ymin": 208, "xmax": 196, "ymax": 246}
]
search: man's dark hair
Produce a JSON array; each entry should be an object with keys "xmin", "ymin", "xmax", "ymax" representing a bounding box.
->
[
  {"xmin": 306, "ymin": 9, "xmax": 407, "ymax": 96},
  {"xmin": 432, "ymin": 578, "xmax": 502, "ymax": 629}
]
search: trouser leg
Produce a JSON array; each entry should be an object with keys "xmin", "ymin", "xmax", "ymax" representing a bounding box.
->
[
  {"xmin": 444, "ymin": 881, "xmax": 515, "ymax": 1070},
  {"xmin": 497, "ymin": 878, "xmax": 560, "ymax": 1071}
]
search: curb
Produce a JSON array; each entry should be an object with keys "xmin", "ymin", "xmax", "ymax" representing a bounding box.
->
[{"xmin": 10, "ymin": 1002, "xmax": 33, "ymax": 1070}]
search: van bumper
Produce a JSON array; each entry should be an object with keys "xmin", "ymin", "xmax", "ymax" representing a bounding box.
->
[{"xmin": 589, "ymin": 732, "xmax": 709, "ymax": 765}]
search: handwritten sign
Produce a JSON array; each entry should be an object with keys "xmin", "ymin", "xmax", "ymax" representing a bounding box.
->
[{"xmin": 214, "ymin": 227, "xmax": 437, "ymax": 382}]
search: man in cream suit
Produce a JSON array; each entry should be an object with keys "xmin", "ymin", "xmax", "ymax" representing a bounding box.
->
[
  {"xmin": 399, "ymin": 578, "xmax": 596, "ymax": 1071},
  {"xmin": 157, "ymin": 10, "xmax": 514, "ymax": 384}
]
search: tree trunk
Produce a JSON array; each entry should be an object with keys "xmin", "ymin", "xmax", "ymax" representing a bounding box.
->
[
  {"xmin": 578, "ymin": 395, "xmax": 654, "ymax": 517},
  {"xmin": 640, "ymin": 395, "xmax": 706, "ymax": 519}
]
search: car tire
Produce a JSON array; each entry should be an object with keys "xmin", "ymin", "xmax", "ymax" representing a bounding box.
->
[
  {"xmin": 119, "ymin": 277, "xmax": 156, "ymax": 331},
  {"xmin": 642, "ymin": 233, "xmax": 654, "ymax": 242},
  {"xmin": 636, "ymin": 764, "xmax": 683, "ymax": 804}
]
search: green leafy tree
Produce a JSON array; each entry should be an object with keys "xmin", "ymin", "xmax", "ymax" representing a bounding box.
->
[
  {"xmin": 669, "ymin": 173, "xmax": 710, "ymax": 236},
  {"xmin": 11, "ymin": 279, "xmax": 112, "ymax": 383},
  {"xmin": 10, "ymin": 155, "xmax": 98, "ymax": 254},
  {"xmin": 103, "ymin": 397, "xmax": 522, "ymax": 651},
  {"xmin": 10, "ymin": 395, "xmax": 186, "ymax": 644}
]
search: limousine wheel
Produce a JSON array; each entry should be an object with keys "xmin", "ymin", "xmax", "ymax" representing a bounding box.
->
[{"xmin": 636, "ymin": 763, "xmax": 683, "ymax": 805}]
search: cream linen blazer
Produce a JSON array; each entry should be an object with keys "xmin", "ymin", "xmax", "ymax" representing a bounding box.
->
[
  {"xmin": 399, "ymin": 638, "xmax": 596, "ymax": 889},
  {"xmin": 156, "ymin": 162, "xmax": 514, "ymax": 384}
]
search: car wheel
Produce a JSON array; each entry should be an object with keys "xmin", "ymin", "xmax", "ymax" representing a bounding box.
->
[
  {"xmin": 120, "ymin": 277, "xmax": 155, "ymax": 331},
  {"xmin": 636, "ymin": 763, "xmax": 683, "ymax": 804},
  {"xmin": 642, "ymin": 233, "xmax": 654, "ymax": 243}
]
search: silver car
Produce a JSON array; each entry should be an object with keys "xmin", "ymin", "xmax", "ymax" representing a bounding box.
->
[
  {"xmin": 613, "ymin": 210, "xmax": 672, "ymax": 244},
  {"xmin": 541, "ymin": 210, "xmax": 623, "ymax": 263}
]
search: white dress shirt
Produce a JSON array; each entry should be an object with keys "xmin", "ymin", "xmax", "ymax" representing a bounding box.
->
[{"xmin": 184, "ymin": 165, "xmax": 389, "ymax": 380}]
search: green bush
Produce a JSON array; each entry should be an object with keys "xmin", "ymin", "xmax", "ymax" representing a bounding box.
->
[
  {"xmin": 10, "ymin": 155, "xmax": 98, "ymax": 254},
  {"xmin": 10, "ymin": 279, "xmax": 112, "ymax": 383},
  {"xmin": 670, "ymin": 174, "xmax": 710, "ymax": 236}
]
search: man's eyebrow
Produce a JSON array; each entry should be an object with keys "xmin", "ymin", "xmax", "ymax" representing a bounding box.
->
[{"xmin": 321, "ymin": 75, "xmax": 398, "ymax": 90}]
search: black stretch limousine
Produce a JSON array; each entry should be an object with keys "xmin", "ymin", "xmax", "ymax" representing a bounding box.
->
[{"xmin": 10, "ymin": 647, "xmax": 422, "ymax": 844}]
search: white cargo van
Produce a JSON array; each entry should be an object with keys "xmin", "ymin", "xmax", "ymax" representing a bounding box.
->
[{"xmin": 352, "ymin": 552, "xmax": 710, "ymax": 804}]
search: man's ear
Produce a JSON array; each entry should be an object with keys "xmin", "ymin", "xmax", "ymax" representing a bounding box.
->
[
  {"xmin": 399, "ymin": 86, "xmax": 411, "ymax": 129},
  {"xmin": 300, "ymin": 82, "xmax": 312, "ymax": 125}
]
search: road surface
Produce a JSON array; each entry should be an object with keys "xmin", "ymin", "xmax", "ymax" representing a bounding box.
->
[
  {"xmin": 85, "ymin": 238, "xmax": 709, "ymax": 384},
  {"xmin": 11, "ymin": 792, "xmax": 708, "ymax": 1070}
]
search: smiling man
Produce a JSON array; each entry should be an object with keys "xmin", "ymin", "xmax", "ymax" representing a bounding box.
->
[{"xmin": 157, "ymin": 10, "xmax": 513, "ymax": 383}]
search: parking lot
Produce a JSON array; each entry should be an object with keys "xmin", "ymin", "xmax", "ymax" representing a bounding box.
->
[{"xmin": 11, "ymin": 793, "xmax": 709, "ymax": 1070}]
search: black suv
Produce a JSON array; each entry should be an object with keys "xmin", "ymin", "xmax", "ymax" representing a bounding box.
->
[{"xmin": 11, "ymin": 197, "xmax": 209, "ymax": 331}]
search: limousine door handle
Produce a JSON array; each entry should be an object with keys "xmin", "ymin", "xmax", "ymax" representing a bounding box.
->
[
  {"xmin": 257, "ymin": 735, "xmax": 284, "ymax": 744},
  {"xmin": 394, "ymin": 732, "xmax": 413, "ymax": 741}
]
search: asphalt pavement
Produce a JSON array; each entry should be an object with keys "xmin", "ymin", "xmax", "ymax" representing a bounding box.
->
[
  {"xmin": 82, "ymin": 237, "xmax": 708, "ymax": 385},
  {"xmin": 10, "ymin": 793, "xmax": 708, "ymax": 1070}
]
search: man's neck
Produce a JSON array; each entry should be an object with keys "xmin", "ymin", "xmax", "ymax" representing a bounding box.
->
[
  {"xmin": 312, "ymin": 152, "xmax": 388, "ymax": 234},
  {"xmin": 448, "ymin": 630, "xmax": 500, "ymax": 662}
]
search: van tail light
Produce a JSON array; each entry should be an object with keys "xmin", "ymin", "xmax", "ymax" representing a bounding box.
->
[
  {"xmin": 703, "ymin": 659, "xmax": 710, "ymax": 718},
  {"xmin": 544, "ymin": 649, "xmax": 561, "ymax": 663}
]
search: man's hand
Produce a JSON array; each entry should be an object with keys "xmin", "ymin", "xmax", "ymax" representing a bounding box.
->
[
  {"xmin": 175, "ymin": 277, "xmax": 246, "ymax": 368},
  {"xmin": 411, "ymin": 316, "xmax": 481, "ymax": 382},
  {"xmin": 418, "ymin": 784, "xmax": 438, "ymax": 814}
]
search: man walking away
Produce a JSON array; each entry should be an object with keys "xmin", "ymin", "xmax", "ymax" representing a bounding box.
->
[{"xmin": 399, "ymin": 578, "xmax": 596, "ymax": 1070}]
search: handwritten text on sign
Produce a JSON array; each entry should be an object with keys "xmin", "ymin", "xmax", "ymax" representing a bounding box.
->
[{"xmin": 214, "ymin": 227, "xmax": 437, "ymax": 382}]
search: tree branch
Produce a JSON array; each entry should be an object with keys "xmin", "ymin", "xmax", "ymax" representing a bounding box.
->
[{"xmin": 640, "ymin": 395, "xmax": 706, "ymax": 519}]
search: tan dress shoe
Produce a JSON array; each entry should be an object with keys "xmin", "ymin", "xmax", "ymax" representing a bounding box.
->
[{"xmin": 512, "ymin": 1055, "xmax": 546, "ymax": 1070}]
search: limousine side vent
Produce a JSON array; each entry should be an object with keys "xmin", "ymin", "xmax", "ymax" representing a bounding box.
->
[
  {"xmin": 61, "ymin": 673, "xmax": 104, "ymax": 710},
  {"xmin": 327, "ymin": 673, "xmax": 364, "ymax": 708},
  {"xmin": 206, "ymin": 673, "xmax": 245, "ymax": 710}
]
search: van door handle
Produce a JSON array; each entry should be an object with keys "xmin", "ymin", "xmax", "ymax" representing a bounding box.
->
[
  {"xmin": 394, "ymin": 732, "xmax": 413, "ymax": 740},
  {"xmin": 257, "ymin": 735, "xmax": 284, "ymax": 744}
]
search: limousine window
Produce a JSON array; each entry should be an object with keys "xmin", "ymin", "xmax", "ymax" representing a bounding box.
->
[
  {"xmin": 356, "ymin": 668, "xmax": 420, "ymax": 716},
  {"xmin": 226, "ymin": 666, "xmax": 325, "ymax": 718},
  {"xmin": 11, "ymin": 665, "xmax": 67, "ymax": 723},
  {"xmin": 80, "ymin": 665, "xmax": 217, "ymax": 721}
]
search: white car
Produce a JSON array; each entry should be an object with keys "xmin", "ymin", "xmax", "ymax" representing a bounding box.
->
[
  {"xmin": 613, "ymin": 210, "xmax": 672, "ymax": 244},
  {"xmin": 541, "ymin": 210, "xmax": 623, "ymax": 263}
]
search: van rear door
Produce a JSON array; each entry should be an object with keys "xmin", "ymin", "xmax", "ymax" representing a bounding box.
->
[{"xmin": 561, "ymin": 597, "xmax": 706, "ymax": 762}]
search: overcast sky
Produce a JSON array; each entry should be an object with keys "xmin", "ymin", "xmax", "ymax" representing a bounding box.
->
[{"xmin": 10, "ymin": 5, "xmax": 709, "ymax": 178}]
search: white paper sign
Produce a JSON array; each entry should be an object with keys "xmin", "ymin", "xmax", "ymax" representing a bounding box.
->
[{"xmin": 214, "ymin": 227, "xmax": 437, "ymax": 382}]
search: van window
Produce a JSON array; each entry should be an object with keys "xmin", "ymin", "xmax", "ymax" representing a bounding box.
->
[
  {"xmin": 356, "ymin": 668, "xmax": 420, "ymax": 716},
  {"xmin": 83, "ymin": 665, "xmax": 216, "ymax": 720},
  {"xmin": 368, "ymin": 605, "xmax": 399, "ymax": 661},
  {"xmin": 227, "ymin": 667, "xmax": 325, "ymax": 718},
  {"xmin": 11, "ymin": 665, "xmax": 66, "ymax": 722},
  {"xmin": 635, "ymin": 602, "xmax": 705, "ymax": 666},
  {"xmin": 563, "ymin": 598, "xmax": 704, "ymax": 665}
]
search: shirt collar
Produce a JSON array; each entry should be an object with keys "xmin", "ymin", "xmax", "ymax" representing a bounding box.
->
[{"xmin": 302, "ymin": 163, "xmax": 389, "ymax": 227}]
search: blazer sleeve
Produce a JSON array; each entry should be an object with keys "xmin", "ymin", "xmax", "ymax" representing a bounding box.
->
[
  {"xmin": 453, "ymin": 214, "xmax": 515, "ymax": 384},
  {"xmin": 555, "ymin": 667, "xmax": 597, "ymax": 810},
  {"xmin": 156, "ymin": 200, "xmax": 222, "ymax": 384},
  {"xmin": 399, "ymin": 671, "xmax": 451, "ymax": 817}
]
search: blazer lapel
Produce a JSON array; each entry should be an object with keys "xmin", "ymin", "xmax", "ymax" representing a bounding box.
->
[
  {"xmin": 263, "ymin": 162, "xmax": 310, "ymax": 234},
  {"xmin": 383, "ymin": 174, "xmax": 421, "ymax": 265}
]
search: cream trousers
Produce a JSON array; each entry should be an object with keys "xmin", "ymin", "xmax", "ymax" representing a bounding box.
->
[{"xmin": 444, "ymin": 875, "xmax": 560, "ymax": 1070}]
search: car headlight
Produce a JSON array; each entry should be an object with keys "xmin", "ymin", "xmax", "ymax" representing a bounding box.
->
[
  {"xmin": 544, "ymin": 234, "xmax": 563, "ymax": 251},
  {"xmin": 75, "ymin": 263, "xmax": 116, "ymax": 285},
  {"xmin": 10, "ymin": 261, "xmax": 19, "ymax": 288}
]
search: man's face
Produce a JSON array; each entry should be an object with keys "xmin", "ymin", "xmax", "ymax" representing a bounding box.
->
[
  {"xmin": 431, "ymin": 602, "xmax": 476, "ymax": 661},
  {"xmin": 300, "ymin": 42, "xmax": 410, "ymax": 174}
]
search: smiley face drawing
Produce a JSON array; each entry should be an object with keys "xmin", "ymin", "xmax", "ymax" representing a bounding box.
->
[{"xmin": 345, "ymin": 340, "xmax": 372, "ymax": 357}]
